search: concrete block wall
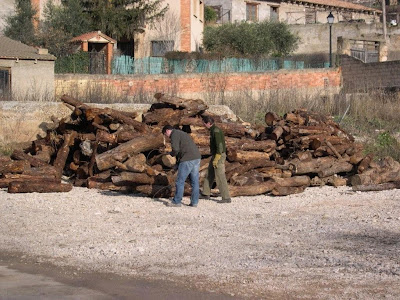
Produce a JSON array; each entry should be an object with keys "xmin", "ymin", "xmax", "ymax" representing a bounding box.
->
[{"xmin": 340, "ymin": 55, "xmax": 400, "ymax": 91}]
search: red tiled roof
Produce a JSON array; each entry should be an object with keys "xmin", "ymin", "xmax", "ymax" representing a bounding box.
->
[
  {"xmin": 289, "ymin": 0, "xmax": 381, "ymax": 13},
  {"xmin": 71, "ymin": 31, "xmax": 117, "ymax": 43}
]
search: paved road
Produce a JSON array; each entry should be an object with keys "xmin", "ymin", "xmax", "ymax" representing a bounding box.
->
[
  {"xmin": 0, "ymin": 254, "xmax": 237, "ymax": 300},
  {"xmin": 0, "ymin": 265, "xmax": 113, "ymax": 299}
]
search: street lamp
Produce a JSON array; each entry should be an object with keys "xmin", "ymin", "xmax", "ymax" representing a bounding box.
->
[{"xmin": 327, "ymin": 12, "xmax": 334, "ymax": 67}]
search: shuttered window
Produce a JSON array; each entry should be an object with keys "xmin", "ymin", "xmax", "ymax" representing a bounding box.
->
[{"xmin": 246, "ymin": 3, "xmax": 258, "ymax": 22}]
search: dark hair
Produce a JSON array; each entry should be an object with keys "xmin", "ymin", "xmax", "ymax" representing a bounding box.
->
[
  {"xmin": 202, "ymin": 115, "xmax": 214, "ymax": 125},
  {"xmin": 162, "ymin": 125, "xmax": 174, "ymax": 134}
]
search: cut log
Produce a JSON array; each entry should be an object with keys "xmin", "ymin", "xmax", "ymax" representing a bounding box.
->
[
  {"xmin": 95, "ymin": 133, "xmax": 164, "ymax": 171},
  {"xmin": 357, "ymin": 153, "xmax": 374, "ymax": 174},
  {"xmin": 265, "ymin": 112, "xmax": 280, "ymax": 126},
  {"xmin": 227, "ymin": 149, "xmax": 270, "ymax": 163},
  {"xmin": 143, "ymin": 108, "xmax": 183, "ymax": 125},
  {"xmin": 154, "ymin": 93, "xmax": 208, "ymax": 115},
  {"xmin": 271, "ymin": 185, "xmax": 306, "ymax": 196},
  {"xmin": 8, "ymin": 181, "xmax": 73, "ymax": 193},
  {"xmin": 230, "ymin": 170, "xmax": 264, "ymax": 186},
  {"xmin": 53, "ymin": 131, "xmax": 77, "ymax": 177},
  {"xmin": 272, "ymin": 175, "xmax": 310, "ymax": 187},
  {"xmin": 352, "ymin": 182, "xmax": 400, "ymax": 192},
  {"xmin": 0, "ymin": 160, "xmax": 30, "ymax": 175},
  {"xmin": 349, "ymin": 151, "xmax": 365, "ymax": 165},
  {"xmin": 317, "ymin": 161, "xmax": 353, "ymax": 178},
  {"xmin": 351, "ymin": 156, "xmax": 400, "ymax": 186},
  {"xmin": 11, "ymin": 149, "xmax": 48, "ymax": 167},
  {"xmin": 224, "ymin": 181, "xmax": 276, "ymax": 197},
  {"xmin": 0, "ymin": 174, "xmax": 60, "ymax": 188},
  {"xmin": 325, "ymin": 141, "xmax": 342, "ymax": 159},
  {"xmin": 310, "ymin": 175, "xmax": 347, "ymax": 187},
  {"xmin": 115, "ymin": 153, "xmax": 147, "ymax": 172},
  {"xmin": 288, "ymin": 156, "xmax": 335, "ymax": 175}
]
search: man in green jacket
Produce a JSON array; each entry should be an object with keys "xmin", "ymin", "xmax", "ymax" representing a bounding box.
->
[{"xmin": 202, "ymin": 116, "xmax": 231, "ymax": 203}]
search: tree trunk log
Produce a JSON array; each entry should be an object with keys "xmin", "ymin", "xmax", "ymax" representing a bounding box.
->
[
  {"xmin": 224, "ymin": 181, "xmax": 276, "ymax": 197},
  {"xmin": 288, "ymin": 157, "xmax": 335, "ymax": 175},
  {"xmin": 11, "ymin": 149, "xmax": 48, "ymax": 167},
  {"xmin": 95, "ymin": 133, "xmax": 164, "ymax": 171},
  {"xmin": 272, "ymin": 175, "xmax": 310, "ymax": 187},
  {"xmin": 0, "ymin": 160, "xmax": 30, "ymax": 174},
  {"xmin": 352, "ymin": 181, "xmax": 400, "ymax": 192},
  {"xmin": 317, "ymin": 161, "xmax": 354, "ymax": 178},
  {"xmin": 8, "ymin": 181, "xmax": 73, "ymax": 193},
  {"xmin": 271, "ymin": 185, "xmax": 306, "ymax": 196},
  {"xmin": 53, "ymin": 131, "xmax": 77, "ymax": 178}
]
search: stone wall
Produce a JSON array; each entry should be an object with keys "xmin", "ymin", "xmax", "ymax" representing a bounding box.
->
[
  {"xmin": 289, "ymin": 23, "xmax": 400, "ymax": 61},
  {"xmin": 340, "ymin": 55, "xmax": 400, "ymax": 92}
]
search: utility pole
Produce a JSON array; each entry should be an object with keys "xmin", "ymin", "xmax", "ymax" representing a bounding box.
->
[{"xmin": 382, "ymin": 0, "xmax": 388, "ymax": 41}]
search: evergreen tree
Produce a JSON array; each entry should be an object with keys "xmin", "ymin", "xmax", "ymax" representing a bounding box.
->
[
  {"xmin": 3, "ymin": 0, "xmax": 37, "ymax": 46},
  {"xmin": 86, "ymin": 0, "xmax": 168, "ymax": 40},
  {"xmin": 37, "ymin": 0, "xmax": 92, "ymax": 57}
]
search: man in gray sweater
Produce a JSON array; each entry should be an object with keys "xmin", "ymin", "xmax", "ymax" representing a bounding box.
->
[{"xmin": 162, "ymin": 125, "xmax": 201, "ymax": 207}]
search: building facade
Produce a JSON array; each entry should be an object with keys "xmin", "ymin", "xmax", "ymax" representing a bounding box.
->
[
  {"xmin": 134, "ymin": 0, "xmax": 205, "ymax": 58},
  {"xmin": 0, "ymin": 36, "xmax": 56, "ymax": 101},
  {"xmin": 205, "ymin": 0, "xmax": 380, "ymax": 25}
]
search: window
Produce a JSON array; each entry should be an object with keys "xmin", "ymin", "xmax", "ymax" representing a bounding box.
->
[
  {"xmin": 246, "ymin": 3, "xmax": 258, "ymax": 22},
  {"xmin": 270, "ymin": 6, "xmax": 279, "ymax": 22},
  {"xmin": 0, "ymin": 68, "xmax": 11, "ymax": 100},
  {"xmin": 151, "ymin": 41, "xmax": 174, "ymax": 57}
]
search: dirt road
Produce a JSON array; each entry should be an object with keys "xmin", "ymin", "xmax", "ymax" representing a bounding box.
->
[{"xmin": 1, "ymin": 186, "xmax": 399, "ymax": 299}]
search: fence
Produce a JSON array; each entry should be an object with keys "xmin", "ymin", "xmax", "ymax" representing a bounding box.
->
[{"xmin": 111, "ymin": 56, "xmax": 330, "ymax": 75}]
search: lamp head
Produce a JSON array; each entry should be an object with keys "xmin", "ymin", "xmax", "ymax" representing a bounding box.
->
[{"xmin": 327, "ymin": 12, "xmax": 334, "ymax": 25}]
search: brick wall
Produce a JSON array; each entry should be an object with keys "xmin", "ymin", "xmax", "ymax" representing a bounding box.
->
[
  {"xmin": 340, "ymin": 55, "xmax": 400, "ymax": 92},
  {"xmin": 55, "ymin": 68, "xmax": 341, "ymax": 101},
  {"xmin": 180, "ymin": 0, "xmax": 191, "ymax": 52}
]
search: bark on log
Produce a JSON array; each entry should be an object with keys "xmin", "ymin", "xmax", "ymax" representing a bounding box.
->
[
  {"xmin": 288, "ymin": 157, "xmax": 335, "ymax": 175},
  {"xmin": 227, "ymin": 149, "xmax": 270, "ymax": 163},
  {"xmin": 349, "ymin": 151, "xmax": 365, "ymax": 165},
  {"xmin": 115, "ymin": 153, "xmax": 147, "ymax": 172},
  {"xmin": 224, "ymin": 181, "xmax": 276, "ymax": 197},
  {"xmin": 53, "ymin": 131, "xmax": 77, "ymax": 177},
  {"xmin": 154, "ymin": 93, "xmax": 208, "ymax": 115},
  {"xmin": 317, "ymin": 161, "xmax": 353, "ymax": 178},
  {"xmin": 352, "ymin": 181, "xmax": 400, "ymax": 192},
  {"xmin": 0, "ymin": 160, "xmax": 30, "ymax": 174},
  {"xmin": 11, "ymin": 150, "xmax": 48, "ymax": 167},
  {"xmin": 272, "ymin": 175, "xmax": 310, "ymax": 187},
  {"xmin": 357, "ymin": 153, "xmax": 374, "ymax": 174},
  {"xmin": 271, "ymin": 185, "xmax": 306, "ymax": 196},
  {"xmin": 143, "ymin": 108, "xmax": 183, "ymax": 125},
  {"xmin": 0, "ymin": 174, "xmax": 60, "ymax": 188},
  {"xmin": 8, "ymin": 181, "xmax": 73, "ymax": 193},
  {"xmin": 95, "ymin": 133, "xmax": 164, "ymax": 171}
]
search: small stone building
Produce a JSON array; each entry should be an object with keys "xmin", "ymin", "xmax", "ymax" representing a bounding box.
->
[{"xmin": 0, "ymin": 35, "xmax": 56, "ymax": 101}]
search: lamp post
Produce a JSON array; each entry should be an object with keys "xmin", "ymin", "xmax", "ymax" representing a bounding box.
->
[{"xmin": 327, "ymin": 12, "xmax": 334, "ymax": 67}]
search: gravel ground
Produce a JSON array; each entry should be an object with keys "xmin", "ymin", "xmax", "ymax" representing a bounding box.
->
[{"xmin": 1, "ymin": 186, "xmax": 400, "ymax": 299}]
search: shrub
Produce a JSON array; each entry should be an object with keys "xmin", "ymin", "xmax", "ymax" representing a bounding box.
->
[{"xmin": 203, "ymin": 21, "xmax": 299, "ymax": 57}]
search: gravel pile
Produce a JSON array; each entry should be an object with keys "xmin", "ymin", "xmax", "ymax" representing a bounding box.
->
[{"xmin": 1, "ymin": 186, "xmax": 400, "ymax": 299}]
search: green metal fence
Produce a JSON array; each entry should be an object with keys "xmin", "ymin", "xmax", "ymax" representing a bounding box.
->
[
  {"xmin": 111, "ymin": 56, "xmax": 330, "ymax": 75},
  {"xmin": 55, "ymin": 54, "xmax": 329, "ymax": 74}
]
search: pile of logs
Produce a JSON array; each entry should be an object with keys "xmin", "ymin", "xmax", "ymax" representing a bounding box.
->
[{"xmin": 1, "ymin": 93, "xmax": 399, "ymax": 196}]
